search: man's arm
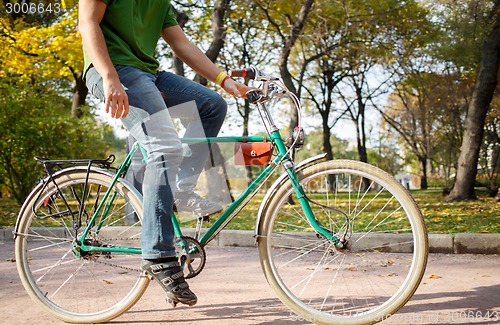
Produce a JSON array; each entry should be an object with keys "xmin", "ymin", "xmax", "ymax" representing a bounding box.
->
[
  {"xmin": 161, "ymin": 25, "xmax": 252, "ymax": 98},
  {"xmin": 78, "ymin": 0, "xmax": 128, "ymax": 118}
]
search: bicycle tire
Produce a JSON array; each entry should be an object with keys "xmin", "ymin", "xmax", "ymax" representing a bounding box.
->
[
  {"xmin": 15, "ymin": 169, "xmax": 149, "ymax": 324},
  {"xmin": 258, "ymin": 160, "xmax": 428, "ymax": 325}
]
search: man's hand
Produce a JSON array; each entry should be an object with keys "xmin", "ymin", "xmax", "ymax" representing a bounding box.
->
[
  {"xmin": 103, "ymin": 78, "xmax": 129, "ymax": 119},
  {"xmin": 222, "ymin": 78, "xmax": 254, "ymax": 99},
  {"xmin": 79, "ymin": 0, "xmax": 128, "ymax": 119}
]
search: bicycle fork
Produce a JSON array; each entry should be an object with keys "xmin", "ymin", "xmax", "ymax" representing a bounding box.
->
[{"xmin": 268, "ymin": 130, "xmax": 341, "ymax": 244}]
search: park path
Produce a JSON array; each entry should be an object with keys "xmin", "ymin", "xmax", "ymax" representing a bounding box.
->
[{"xmin": 1, "ymin": 241, "xmax": 499, "ymax": 325}]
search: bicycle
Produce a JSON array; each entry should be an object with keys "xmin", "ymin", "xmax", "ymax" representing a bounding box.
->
[{"xmin": 13, "ymin": 66, "xmax": 428, "ymax": 325}]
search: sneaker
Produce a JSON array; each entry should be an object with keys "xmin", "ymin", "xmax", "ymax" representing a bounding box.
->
[
  {"xmin": 174, "ymin": 191, "xmax": 223, "ymax": 217},
  {"xmin": 141, "ymin": 260, "xmax": 197, "ymax": 307}
]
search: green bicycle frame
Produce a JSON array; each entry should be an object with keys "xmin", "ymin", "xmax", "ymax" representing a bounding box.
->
[
  {"xmin": 73, "ymin": 92, "xmax": 339, "ymax": 254},
  {"xmin": 75, "ymin": 133, "xmax": 336, "ymax": 256},
  {"xmin": 75, "ymin": 142, "xmax": 143, "ymax": 256}
]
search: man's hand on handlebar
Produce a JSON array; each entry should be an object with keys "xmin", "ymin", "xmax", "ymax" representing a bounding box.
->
[{"xmin": 222, "ymin": 77, "xmax": 255, "ymax": 99}]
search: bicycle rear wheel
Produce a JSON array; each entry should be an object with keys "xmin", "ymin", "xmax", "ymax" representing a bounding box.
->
[
  {"xmin": 258, "ymin": 160, "xmax": 428, "ymax": 325},
  {"xmin": 15, "ymin": 169, "xmax": 149, "ymax": 324}
]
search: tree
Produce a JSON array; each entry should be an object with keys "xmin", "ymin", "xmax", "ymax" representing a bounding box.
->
[
  {"xmin": 170, "ymin": 0, "xmax": 232, "ymax": 83},
  {"xmin": 255, "ymin": 0, "xmax": 315, "ymax": 135},
  {"xmin": 367, "ymin": 130, "xmax": 405, "ymax": 176},
  {"xmin": 383, "ymin": 77, "xmax": 434, "ymax": 188},
  {"xmin": 446, "ymin": 0, "xmax": 500, "ymax": 200},
  {"xmin": 295, "ymin": 129, "xmax": 357, "ymax": 162},
  {"xmin": 294, "ymin": 2, "xmax": 350, "ymax": 163},
  {"xmin": 296, "ymin": 0, "xmax": 432, "ymax": 167},
  {"xmin": 0, "ymin": 2, "xmax": 85, "ymax": 117},
  {"xmin": 0, "ymin": 76, "xmax": 112, "ymax": 204},
  {"xmin": 479, "ymin": 95, "xmax": 500, "ymax": 195},
  {"xmin": 338, "ymin": 62, "xmax": 392, "ymax": 164},
  {"xmin": 380, "ymin": 69, "xmax": 473, "ymax": 189},
  {"xmin": 219, "ymin": 4, "xmax": 280, "ymax": 183},
  {"xmin": 194, "ymin": 0, "xmax": 232, "ymax": 85}
]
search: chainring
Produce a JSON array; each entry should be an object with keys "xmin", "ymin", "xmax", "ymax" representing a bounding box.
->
[{"xmin": 175, "ymin": 236, "xmax": 206, "ymax": 279}]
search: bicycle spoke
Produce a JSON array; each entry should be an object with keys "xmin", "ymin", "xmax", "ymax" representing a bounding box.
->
[
  {"xmin": 34, "ymin": 249, "xmax": 75, "ymax": 281},
  {"xmin": 50, "ymin": 262, "xmax": 85, "ymax": 298},
  {"xmin": 260, "ymin": 160, "xmax": 427, "ymax": 324},
  {"xmin": 16, "ymin": 170, "xmax": 148, "ymax": 323}
]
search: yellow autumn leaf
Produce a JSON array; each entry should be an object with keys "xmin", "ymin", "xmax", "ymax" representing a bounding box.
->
[{"xmin": 0, "ymin": 9, "xmax": 82, "ymax": 81}]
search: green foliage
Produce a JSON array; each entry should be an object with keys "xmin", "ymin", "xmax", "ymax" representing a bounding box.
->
[
  {"xmin": 294, "ymin": 130, "xmax": 357, "ymax": 162},
  {"xmin": 426, "ymin": 176, "xmax": 448, "ymax": 188},
  {"xmin": 428, "ymin": 0, "xmax": 496, "ymax": 71},
  {"xmin": 0, "ymin": 197, "xmax": 19, "ymax": 227},
  {"xmin": 367, "ymin": 132, "xmax": 405, "ymax": 175},
  {"xmin": 0, "ymin": 77, "xmax": 112, "ymax": 204}
]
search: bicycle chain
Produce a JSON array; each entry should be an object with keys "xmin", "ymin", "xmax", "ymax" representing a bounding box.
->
[
  {"xmin": 92, "ymin": 234, "xmax": 141, "ymax": 242},
  {"xmin": 84, "ymin": 234, "xmax": 143, "ymax": 272},
  {"xmin": 93, "ymin": 258, "xmax": 142, "ymax": 272},
  {"xmin": 84, "ymin": 235, "xmax": 206, "ymax": 276}
]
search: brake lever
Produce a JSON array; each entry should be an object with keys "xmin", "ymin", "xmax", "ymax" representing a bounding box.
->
[{"xmin": 246, "ymin": 90, "xmax": 263, "ymax": 104}]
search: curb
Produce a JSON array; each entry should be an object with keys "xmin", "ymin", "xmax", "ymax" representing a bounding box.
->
[{"xmin": 2, "ymin": 228, "xmax": 499, "ymax": 254}]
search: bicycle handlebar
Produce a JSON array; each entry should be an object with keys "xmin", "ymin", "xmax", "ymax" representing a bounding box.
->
[
  {"xmin": 234, "ymin": 66, "xmax": 304, "ymax": 149},
  {"xmin": 230, "ymin": 66, "xmax": 283, "ymax": 104},
  {"xmin": 229, "ymin": 66, "xmax": 280, "ymax": 82},
  {"xmin": 229, "ymin": 67, "xmax": 258, "ymax": 79},
  {"xmin": 245, "ymin": 90, "xmax": 262, "ymax": 104}
]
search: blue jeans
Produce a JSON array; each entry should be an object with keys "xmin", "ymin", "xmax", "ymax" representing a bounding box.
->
[{"xmin": 86, "ymin": 66, "xmax": 227, "ymax": 259}]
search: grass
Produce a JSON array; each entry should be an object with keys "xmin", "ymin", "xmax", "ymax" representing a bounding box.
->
[
  {"xmin": 415, "ymin": 188, "xmax": 500, "ymax": 234},
  {"xmin": 1, "ymin": 189, "xmax": 498, "ymax": 233}
]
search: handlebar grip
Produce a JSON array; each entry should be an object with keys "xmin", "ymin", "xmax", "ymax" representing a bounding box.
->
[
  {"xmin": 245, "ymin": 90, "xmax": 262, "ymax": 104},
  {"xmin": 229, "ymin": 67, "xmax": 257, "ymax": 80}
]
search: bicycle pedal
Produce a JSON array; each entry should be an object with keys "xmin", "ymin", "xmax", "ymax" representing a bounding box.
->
[{"xmin": 166, "ymin": 297, "xmax": 178, "ymax": 308}]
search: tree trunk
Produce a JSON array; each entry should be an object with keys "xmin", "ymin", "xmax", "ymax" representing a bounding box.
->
[
  {"xmin": 446, "ymin": 5, "xmax": 500, "ymax": 201},
  {"xmin": 278, "ymin": 0, "xmax": 315, "ymax": 133},
  {"xmin": 172, "ymin": 7, "xmax": 188, "ymax": 76},
  {"xmin": 355, "ymin": 127, "xmax": 368, "ymax": 163},
  {"xmin": 173, "ymin": 55, "xmax": 185, "ymax": 76},
  {"xmin": 194, "ymin": 0, "xmax": 231, "ymax": 85},
  {"xmin": 71, "ymin": 72, "xmax": 88, "ymax": 118},
  {"xmin": 322, "ymin": 119, "xmax": 333, "ymax": 161},
  {"xmin": 205, "ymin": 143, "xmax": 234, "ymax": 204},
  {"xmin": 354, "ymin": 83, "xmax": 368, "ymax": 164},
  {"xmin": 418, "ymin": 156, "xmax": 428, "ymax": 190}
]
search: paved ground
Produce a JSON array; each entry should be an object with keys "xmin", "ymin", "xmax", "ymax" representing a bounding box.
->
[{"xmin": 1, "ymin": 240, "xmax": 499, "ymax": 325}]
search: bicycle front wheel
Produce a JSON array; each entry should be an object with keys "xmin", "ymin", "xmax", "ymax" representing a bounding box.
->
[
  {"xmin": 259, "ymin": 160, "xmax": 428, "ymax": 325},
  {"xmin": 15, "ymin": 169, "xmax": 149, "ymax": 324}
]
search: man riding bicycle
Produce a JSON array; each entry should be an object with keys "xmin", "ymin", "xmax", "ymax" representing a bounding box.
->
[{"xmin": 79, "ymin": 0, "xmax": 252, "ymax": 307}]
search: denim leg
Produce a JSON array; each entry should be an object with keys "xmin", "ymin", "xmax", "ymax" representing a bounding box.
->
[
  {"xmin": 154, "ymin": 71, "xmax": 227, "ymax": 192},
  {"xmin": 86, "ymin": 66, "xmax": 182, "ymax": 259}
]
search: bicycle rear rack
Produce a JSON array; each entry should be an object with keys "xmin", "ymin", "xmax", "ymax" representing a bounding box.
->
[{"xmin": 31, "ymin": 155, "xmax": 117, "ymax": 228}]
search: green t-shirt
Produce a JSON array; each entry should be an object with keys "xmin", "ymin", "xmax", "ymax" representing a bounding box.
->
[{"xmin": 83, "ymin": 0, "xmax": 178, "ymax": 78}]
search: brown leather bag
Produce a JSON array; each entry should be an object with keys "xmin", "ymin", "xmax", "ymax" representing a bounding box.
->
[{"xmin": 234, "ymin": 137, "xmax": 274, "ymax": 166}]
